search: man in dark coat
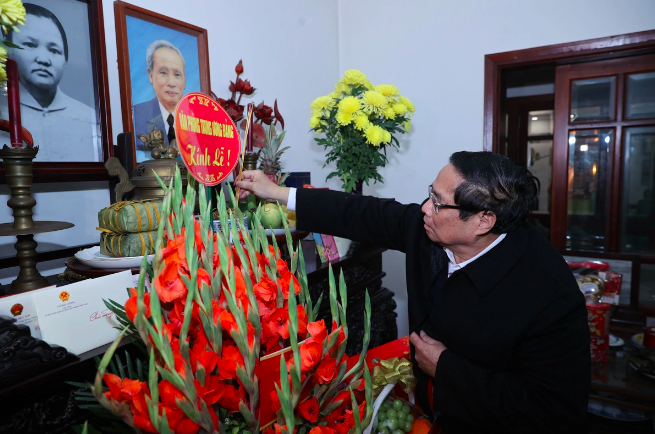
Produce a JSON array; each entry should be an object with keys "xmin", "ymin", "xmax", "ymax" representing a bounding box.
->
[{"xmin": 236, "ymin": 151, "xmax": 591, "ymax": 433}]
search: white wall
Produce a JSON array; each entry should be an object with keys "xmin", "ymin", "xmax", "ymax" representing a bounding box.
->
[{"xmin": 338, "ymin": 0, "xmax": 655, "ymax": 337}]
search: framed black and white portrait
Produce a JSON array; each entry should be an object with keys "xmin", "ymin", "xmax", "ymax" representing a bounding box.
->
[{"xmin": 0, "ymin": 0, "xmax": 112, "ymax": 183}]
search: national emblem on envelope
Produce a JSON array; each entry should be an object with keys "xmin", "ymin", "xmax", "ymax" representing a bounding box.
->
[
  {"xmin": 10, "ymin": 303, "xmax": 23, "ymax": 316},
  {"xmin": 59, "ymin": 291, "xmax": 70, "ymax": 302}
]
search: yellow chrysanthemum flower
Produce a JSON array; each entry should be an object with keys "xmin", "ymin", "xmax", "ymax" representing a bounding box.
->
[
  {"xmin": 310, "ymin": 95, "xmax": 335, "ymax": 115},
  {"xmin": 335, "ymin": 110, "xmax": 353, "ymax": 126},
  {"xmin": 375, "ymin": 84, "xmax": 400, "ymax": 98},
  {"xmin": 338, "ymin": 96, "xmax": 360, "ymax": 115},
  {"xmin": 404, "ymin": 120, "xmax": 412, "ymax": 132},
  {"xmin": 383, "ymin": 107, "xmax": 396, "ymax": 120},
  {"xmin": 340, "ymin": 69, "xmax": 370, "ymax": 87},
  {"xmin": 361, "ymin": 90, "xmax": 388, "ymax": 114},
  {"xmin": 399, "ymin": 96, "xmax": 415, "ymax": 113},
  {"xmin": 334, "ymin": 83, "xmax": 350, "ymax": 95},
  {"xmin": 309, "ymin": 115, "xmax": 321, "ymax": 129},
  {"xmin": 0, "ymin": 45, "xmax": 6, "ymax": 83},
  {"xmin": 328, "ymin": 91, "xmax": 341, "ymax": 99},
  {"xmin": 0, "ymin": 0, "xmax": 25, "ymax": 33},
  {"xmin": 364, "ymin": 124, "xmax": 386, "ymax": 146},
  {"xmin": 393, "ymin": 103, "xmax": 408, "ymax": 116},
  {"xmin": 382, "ymin": 130, "xmax": 392, "ymax": 144},
  {"xmin": 353, "ymin": 113, "xmax": 370, "ymax": 131}
]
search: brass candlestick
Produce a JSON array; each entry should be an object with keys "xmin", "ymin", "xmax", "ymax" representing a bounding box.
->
[{"xmin": 0, "ymin": 145, "xmax": 74, "ymax": 294}]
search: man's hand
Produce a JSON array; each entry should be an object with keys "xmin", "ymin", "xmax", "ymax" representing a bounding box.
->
[
  {"xmin": 410, "ymin": 331, "xmax": 447, "ymax": 377},
  {"xmin": 234, "ymin": 170, "xmax": 289, "ymax": 204}
]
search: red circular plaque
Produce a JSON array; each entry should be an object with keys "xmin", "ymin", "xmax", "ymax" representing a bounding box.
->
[{"xmin": 175, "ymin": 92, "xmax": 241, "ymax": 186}]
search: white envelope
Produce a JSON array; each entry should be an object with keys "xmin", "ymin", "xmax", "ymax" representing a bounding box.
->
[
  {"xmin": 0, "ymin": 286, "xmax": 55, "ymax": 339},
  {"xmin": 33, "ymin": 271, "xmax": 135, "ymax": 355}
]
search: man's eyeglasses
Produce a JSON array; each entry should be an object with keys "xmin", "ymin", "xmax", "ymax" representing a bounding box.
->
[{"xmin": 428, "ymin": 185, "xmax": 467, "ymax": 214}]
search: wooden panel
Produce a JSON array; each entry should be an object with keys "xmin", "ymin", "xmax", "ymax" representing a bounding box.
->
[{"xmin": 551, "ymin": 65, "xmax": 571, "ymax": 249}]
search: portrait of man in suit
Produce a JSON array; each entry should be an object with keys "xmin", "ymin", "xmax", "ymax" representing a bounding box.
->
[{"xmin": 132, "ymin": 40, "xmax": 186, "ymax": 154}]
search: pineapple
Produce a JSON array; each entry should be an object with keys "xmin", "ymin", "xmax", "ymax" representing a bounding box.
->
[{"xmin": 258, "ymin": 125, "xmax": 290, "ymax": 185}]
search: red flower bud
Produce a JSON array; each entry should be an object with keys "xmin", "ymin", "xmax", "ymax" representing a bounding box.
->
[
  {"xmin": 235, "ymin": 59, "xmax": 244, "ymax": 76},
  {"xmin": 274, "ymin": 99, "xmax": 285, "ymax": 130},
  {"xmin": 228, "ymin": 81, "xmax": 236, "ymax": 93}
]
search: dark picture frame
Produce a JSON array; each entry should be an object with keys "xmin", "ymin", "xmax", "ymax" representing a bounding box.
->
[
  {"xmin": 0, "ymin": 0, "xmax": 113, "ymax": 184},
  {"xmin": 113, "ymin": 0, "xmax": 211, "ymax": 166}
]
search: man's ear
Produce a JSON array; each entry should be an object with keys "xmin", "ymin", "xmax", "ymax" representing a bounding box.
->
[
  {"xmin": 147, "ymin": 68, "xmax": 153, "ymax": 84},
  {"xmin": 477, "ymin": 211, "xmax": 496, "ymax": 235}
]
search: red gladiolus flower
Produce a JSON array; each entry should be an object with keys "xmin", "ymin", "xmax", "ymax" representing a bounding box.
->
[
  {"xmin": 197, "ymin": 267, "xmax": 210, "ymax": 290},
  {"xmin": 254, "ymin": 275, "xmax": 277, "ymax": 303},
  {"xmin": 279, "ymin": 271, "xmax": 300, "ymax": 299},
  {"xmin": 313, "ymin": 357, "xmax": 337, "ymax": 384},
  {"xmin": 309, "ymin": 427, "xmax": 336, "ymax": 434},
  {"xmin": 103, "ymin": 373, "xmax": 123, "ymax": 401},
  {"xmin": 133, "ymin": 413, "xmax": 158, "ymax": 433},
  {"xmin": 300, "ymin": 338, "xmax": 323, "ymax": 372},
  {"xmin": 217, "ymin": 383, "xmax": 244, "ymax": 412},
  {"xmin": 220, "ymin": 310, "xmax": 237, "ymax": 334},
  {"xmin": 195, "ymin": 375, "xmax": 224, "ymax": 406},
  {"xmin": 274, "ymin": 424, "xmax": 297, "ymax": 434},
  {"xmin": 174, "ymin": 417, "xmax": 200, "ymax": 434},
  {"xmin": 190, "ymin": 335, "xmax": 218, "ymax": 373},
  {"xmin": 263, "ymin": 429, "xmax": 275, "ymax": 434},
  {"xmin": 162, "ymin": 234, "xmax": 186, "ymax": 264},
  {"xmin": 155, "ymin": 261, "xmax": 188, "ymax": 303},
  {"xmin": 268, "ymin": 308, "xmax": 290, "ymax": 339},
  {"xmin": 124, "ymin": 288, "xmax": 151, "ymax": 322},
  {"xmin": 223, "ymin": 344, "xmax": 245, "ymax": 367},
  {"xmin": 276, "ymin": 259, "xmax": 289, "ymax": 274},
  {"xmin": 235, "ymin": 59, "xmax": 243, "ymax": 76},
  {"xmin": 307, "ymin": 319, "xmax": 327, "ymax": 343},
  {"xmin": 159, "ymin": 380, "xmax": 186, "ymax": 408},
  {"xmin": 119, "ymin": 378, "xmax": 144, "ymax": 401},
  {"xmin": 297, "ymin": 305, "xmax": 308, "ymax": 337},
  {"xmin": 297, "ymin": 397, "xmax": 319, "ymax": 423}
]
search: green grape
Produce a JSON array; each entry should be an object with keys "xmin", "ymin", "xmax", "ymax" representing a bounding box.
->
[
  {"xmin": 378, "ymin": 411, "xmax": 387, "ymax": 421},
  {"xmin": 393, "ymin": 430, "xmax": 405, "ymax": 434},
  {"xmin": 405, "ymin": 414, "xmax": 415, "ymax": 424},
  {"xmin": 402, "ymin": 404, "xmax": 411, "ymax": 414},
  {"xmin": 386, "ymin": 409, "xmax": 397, "ymax": 419},
  {"xmin": 387, "ymin": 418, "xmax": 398, "ymax": 431},
  {"xmin": 392, "ymin": 399, "xmax": 403, "ymax": 412},
  {"xmin": 381, "ymin": 428, "xmax": 390, "ymax": 434},
  {"xmin": 381, "ymin": 402, "xmax": 391, "ymax": 412},
  {"xmin": 397, "ymin": 411, "xmax": 406, "ymax": 421},
  {"xmin": 402, "ymin": 421, "xmax": 413, "ymax": 433}
]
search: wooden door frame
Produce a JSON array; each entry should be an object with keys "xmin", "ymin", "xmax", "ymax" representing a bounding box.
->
[{"xmin": 483, "ymin": 29, "xmax": 655, "ymax": 153}]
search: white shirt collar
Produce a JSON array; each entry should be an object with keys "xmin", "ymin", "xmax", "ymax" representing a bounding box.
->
[
  {"xmin": 444, "ymin": 233, "xmax": 507, "ymax": 277},
  {"xmin": 158, "ymin": 100, "xmax": 175, "ymax": 135},
  {"xmin": 19, "ymin": 86, "xmax": 68, "ymax": 112}
]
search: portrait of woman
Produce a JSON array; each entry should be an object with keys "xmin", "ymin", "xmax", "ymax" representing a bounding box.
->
[{"xmin": 0, "ymin": 0, "xmax": 101, "ymax": 162}]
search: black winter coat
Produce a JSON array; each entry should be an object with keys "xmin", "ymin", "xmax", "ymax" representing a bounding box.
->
[{"xmin": 296, "ymin": 188, "xmax": 590, "ymax": 434}]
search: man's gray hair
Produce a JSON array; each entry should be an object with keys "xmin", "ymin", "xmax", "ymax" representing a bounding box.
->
[{"xmin": 146, "ymin": 40, "xmax": 186, "ymax": 71}]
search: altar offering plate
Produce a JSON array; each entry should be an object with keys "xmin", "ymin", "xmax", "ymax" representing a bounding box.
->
[{"xmin": 75, "ymin": 246, "xmax": 154, "ymax": 269}]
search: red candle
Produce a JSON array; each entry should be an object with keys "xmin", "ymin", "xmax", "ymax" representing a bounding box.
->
[
  {"xmin": 6, "ymin": 59, "xmax": 24, "ymax": 147},
  {"xmin": 246, "ymin": 103, "xmax": 254, "ymax": 152}
]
